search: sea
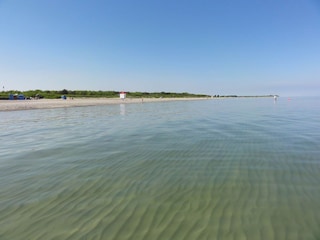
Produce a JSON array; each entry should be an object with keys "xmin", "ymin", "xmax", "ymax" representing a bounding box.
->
[{"xmin": 0, "ymin": 97, "xmax": 320, "ymax": 240}]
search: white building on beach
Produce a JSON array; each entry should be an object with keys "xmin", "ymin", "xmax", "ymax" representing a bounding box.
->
[{"xmin": 120, "ymin": 91, "xmax": 126, "ymax": 100}]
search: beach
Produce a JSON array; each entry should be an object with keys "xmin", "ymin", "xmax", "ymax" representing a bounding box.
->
[{"xmin": 0, "ymin": 97, "xmax": 209, "ymax": 111}]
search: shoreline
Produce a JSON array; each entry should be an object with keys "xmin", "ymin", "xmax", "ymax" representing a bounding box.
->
[{"xmin": 0, "ymin": 97, "xmax": 210, "ymax": 112}]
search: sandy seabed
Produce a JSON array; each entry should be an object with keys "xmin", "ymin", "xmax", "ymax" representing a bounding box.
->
[{"xmin": 0, "ymin": 97, "xmax": 210, "ymax": 111}]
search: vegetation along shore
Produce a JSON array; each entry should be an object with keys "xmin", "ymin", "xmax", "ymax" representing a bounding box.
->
[{"xmin": 0, "ymin": 89, "xmax": 277, "ymax": 100}]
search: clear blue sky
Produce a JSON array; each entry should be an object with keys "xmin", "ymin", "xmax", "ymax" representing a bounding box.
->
[{"xmin": 1, "ymin": 0, "xmax": 319, "ymax": 96}]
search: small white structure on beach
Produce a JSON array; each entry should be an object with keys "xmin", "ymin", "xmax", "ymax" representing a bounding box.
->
[{"xmin": 120, "ymin": 91, "xmax": 126, "ymax": 100}]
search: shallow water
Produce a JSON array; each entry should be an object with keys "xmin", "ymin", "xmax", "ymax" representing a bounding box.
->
[{"xmin": 1, "ymin": 97, "xmax": 320, "ymax": 240}]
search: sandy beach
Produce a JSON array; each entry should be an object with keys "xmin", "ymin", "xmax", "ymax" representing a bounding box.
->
[{"xmin": 0, "ymin": 97, "xmax": 210, "ymax": 111}]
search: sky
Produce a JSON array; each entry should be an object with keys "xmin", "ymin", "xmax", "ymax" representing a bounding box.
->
[{"xmin": 0, "ymin": 0, "xmax": 320, "ymax": 96}]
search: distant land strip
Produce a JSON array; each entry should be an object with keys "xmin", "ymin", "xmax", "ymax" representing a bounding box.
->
[{"xmin": 0, "ymin": 89, "xmax": 278, "ymax": 100}]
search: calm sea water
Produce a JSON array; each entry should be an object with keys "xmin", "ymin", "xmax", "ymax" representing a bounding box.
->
[{"xmin": 1, "ymin": 97, "xmax": 320, "ymax": 240}]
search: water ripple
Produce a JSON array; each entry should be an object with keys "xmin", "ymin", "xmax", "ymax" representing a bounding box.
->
[{"xmin": 1, "ymin": 98, "xmax": 320, "ymax": 239}]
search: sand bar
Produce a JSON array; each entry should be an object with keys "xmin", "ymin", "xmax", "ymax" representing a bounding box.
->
[{"xmin": 0, "ymin": 97, "xmax": 210, "ymax": 111}]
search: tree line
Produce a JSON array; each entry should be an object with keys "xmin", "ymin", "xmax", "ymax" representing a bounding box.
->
[{"xmin": 0, "ymin": 89, "xmax": 210, "ymax": 99}]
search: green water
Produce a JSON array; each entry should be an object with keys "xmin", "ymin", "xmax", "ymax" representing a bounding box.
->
[{"xmin": 1, "ymin": 98, "xmax": 320, "ymax": 239}]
